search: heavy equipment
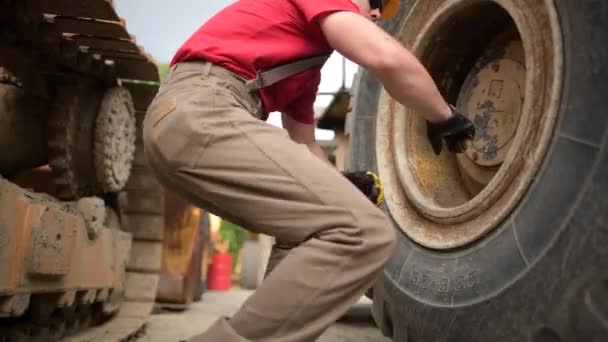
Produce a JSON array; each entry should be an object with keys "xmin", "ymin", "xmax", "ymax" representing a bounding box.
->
[
  {"xmin": 346, "ymin": 0, "xmax": 608, "ymax": 341},
  {"xmin": 0, "ymin": 0, "xmax": 166, "ymax": 340},
  {"xmin": 156, "ymin": 189, "xmax": 211, "ymax": 309}
]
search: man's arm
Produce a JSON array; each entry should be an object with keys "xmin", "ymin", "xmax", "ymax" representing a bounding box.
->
[
  {"xmin": 282, "ymin": 113, "xmax": 384, "ymax": 205},
  {"xmin": 281, "ymin": 113, "xmax": 331, "ymax": 164},
  {"xmin": 318, "ymin": 11, "xmax": 451, "ymax": 123}
]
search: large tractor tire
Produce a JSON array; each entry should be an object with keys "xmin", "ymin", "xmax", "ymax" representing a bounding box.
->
[{"xmin": 347, "ymin": 1, "xmax": 608, "ymax": 341}]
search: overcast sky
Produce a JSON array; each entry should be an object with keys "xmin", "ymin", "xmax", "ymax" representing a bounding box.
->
[{"xmin": 114, "ymin": 0, "xmax": 359, "ymax": 136}]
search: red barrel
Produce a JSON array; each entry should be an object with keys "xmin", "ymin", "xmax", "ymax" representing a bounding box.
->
[{"xmin": 207, "ymin": 253, "xmax": 233, "ymax": 291}]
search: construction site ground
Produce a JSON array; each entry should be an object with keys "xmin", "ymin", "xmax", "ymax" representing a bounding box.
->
[{"xmin": 136, "ymin": 288, "xmax": 390, "ymax": 342}]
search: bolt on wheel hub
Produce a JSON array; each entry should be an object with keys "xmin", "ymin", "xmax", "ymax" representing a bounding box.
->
[
  {"xmin": 455, "ymin": 38, "xmax": 526, "ymax": 193},
  {"xmin": 461, "ymin": 57, "xmax": 524, "ymax": 166}
]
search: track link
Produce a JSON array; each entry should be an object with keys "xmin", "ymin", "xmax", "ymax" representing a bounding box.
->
[{"xmin": 2, "ymin": 0, "xmax": 163, "ymax": 340}]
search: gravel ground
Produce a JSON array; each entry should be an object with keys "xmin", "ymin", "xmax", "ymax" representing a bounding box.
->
[{"xmin": 136, "ymin": 288, "xmax": 391, "ymax": 342}]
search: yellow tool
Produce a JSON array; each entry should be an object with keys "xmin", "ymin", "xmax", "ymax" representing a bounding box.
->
[{"xmin": 342, "ymin": 171, "xmax": 385, "ymax": 207}]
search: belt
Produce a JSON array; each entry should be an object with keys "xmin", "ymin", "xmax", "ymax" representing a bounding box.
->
[
  {"xmin": 168, "ymin": 61, "xmax": 264, "ymax": 119},
  {"xmin": 170, "ymin": 61, "xmax": 251, "ymax": 89},
  {"xmin": 171, "ymin": 54, "xmax": 329, "ymax": 92}
]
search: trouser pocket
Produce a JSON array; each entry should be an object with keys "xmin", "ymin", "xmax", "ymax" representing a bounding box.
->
[{"xmin": 143, "ymin": 87, "xmax": 214, "ymax": 171}]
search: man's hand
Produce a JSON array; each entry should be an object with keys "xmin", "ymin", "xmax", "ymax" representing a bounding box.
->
[
  {"xmin": 342, "ymin": 171, "xmax": 384, "ymax": 207},
  {"xmin": 426, "ymin": 107, "xmax": 476, "ymax": 155}
]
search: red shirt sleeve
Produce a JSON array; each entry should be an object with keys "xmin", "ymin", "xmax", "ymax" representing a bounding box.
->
[
  {"xmin": 279, "ymin": 0, "xmax": 359, "ymax": 124},
  {"xmin": 283, "ymin": 74, "xmax": 321, "ymax": 124},
  {"xmin": 291, "ymin": 0, "xmax": 361, "ymax": 23}
]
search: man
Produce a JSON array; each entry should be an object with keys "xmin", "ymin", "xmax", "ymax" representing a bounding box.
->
[{"xmin": 143, "ymin": 0, "xmax": 475, "ymax": 341}]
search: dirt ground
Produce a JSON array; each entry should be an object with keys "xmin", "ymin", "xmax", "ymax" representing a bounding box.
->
[{"xmin": 136, "ymin": 288, "xmax": 391, "ymax": 341}]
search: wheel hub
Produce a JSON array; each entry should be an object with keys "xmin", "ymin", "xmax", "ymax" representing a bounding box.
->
[
  {"xmin": 48, "ymin": 84, "xmax": 136, "ymax": 199},
  {"xmin": 374, "ymin": 0, "xmax": 563, "ymax": 249},
  {"xmin": 94, "ymin": 86, "xmax": 136, "ymax": 193},
  {"xmin": 455, "ymin": 39, "xmax": 526, "ymax": 193},
  {"xmin": 462, "ymin": 58, "xmax": 524, "ymax": 166}
]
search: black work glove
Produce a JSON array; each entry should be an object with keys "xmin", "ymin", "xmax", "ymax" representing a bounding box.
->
[
  {"xmin": 342, "ymin": 171, "xmax": 384, "ymax": 207},
  {"xmin": 426, "ymin": 107, "xmax": 476, "ymax": 155}
]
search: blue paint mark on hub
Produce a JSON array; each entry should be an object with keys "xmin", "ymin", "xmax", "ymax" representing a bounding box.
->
[{"xmin": 473, "ymin": 101, "xmax": 499, "ymax": 161}]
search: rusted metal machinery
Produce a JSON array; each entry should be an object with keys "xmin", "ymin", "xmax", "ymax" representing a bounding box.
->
[
  {"xmin": 0, "ymin": 0, "xmax": 164, "ymax": 340},
  {"xmin": 156, "ymin": 189, "xmax": 210, "ymax": 309}
]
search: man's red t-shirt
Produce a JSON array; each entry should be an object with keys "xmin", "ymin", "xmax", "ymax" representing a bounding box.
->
[{"xmin": 171, "ymin": 0, "xmax": 360, "ymax": 124}]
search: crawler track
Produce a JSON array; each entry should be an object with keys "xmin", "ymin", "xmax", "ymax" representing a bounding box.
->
[{"xmin": 0, "ymin": 1, "xmax": 163, "ymax": 341}]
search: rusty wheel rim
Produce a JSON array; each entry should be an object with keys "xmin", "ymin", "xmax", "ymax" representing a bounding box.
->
[{"xmin": 376, "ymin": 0, "xmax": 563, "ymax": 249}]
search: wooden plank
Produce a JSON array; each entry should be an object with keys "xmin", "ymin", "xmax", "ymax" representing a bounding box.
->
[
  {"xmin": 41, "ymin": 14, "xmax": 130, "ymax": 39},
  {"xmin": 35, "ymin": 0, "xmax": 119, "ymax": 21}
]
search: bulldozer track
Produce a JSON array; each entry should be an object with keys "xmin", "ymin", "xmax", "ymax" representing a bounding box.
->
[{"xmin": 1, "ymin": 1, "xmax": 163, "ymax": 341}]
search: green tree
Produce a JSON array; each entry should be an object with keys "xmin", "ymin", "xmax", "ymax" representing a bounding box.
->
[
  {"xmin": 158, "ymin": 63, "xmax": 170, "ymax": 82},
  {"xmin": 219, "ymin": 220, "xmax": 248, "ymax": 270}
]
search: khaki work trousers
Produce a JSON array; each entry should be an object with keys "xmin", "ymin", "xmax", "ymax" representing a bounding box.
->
[{"xmin": 142, "ymin": 61, "xmax": 396, "ymax": 342}]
